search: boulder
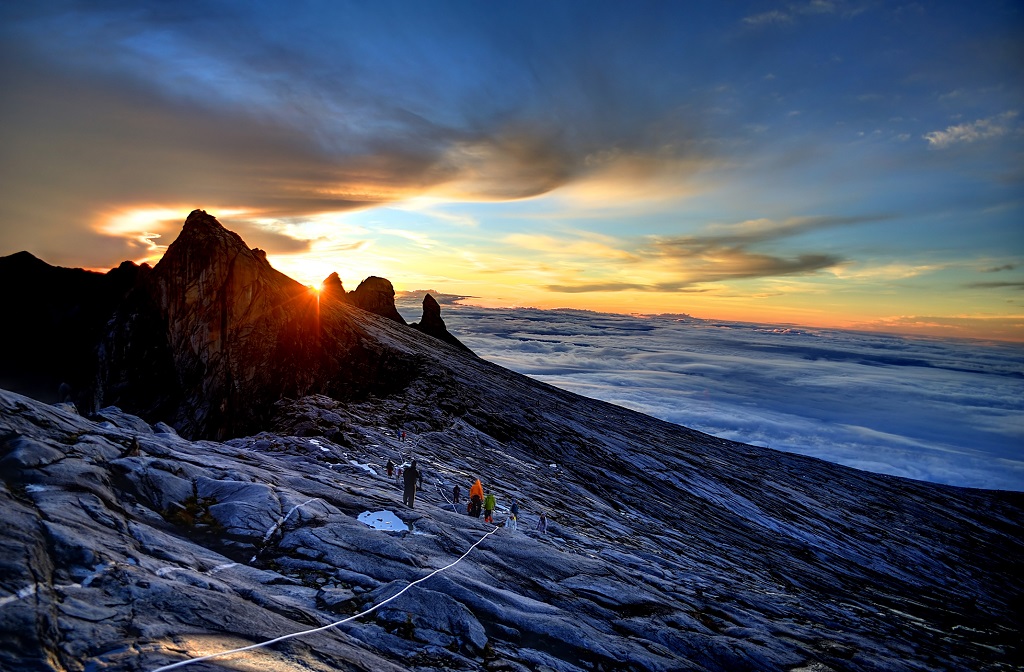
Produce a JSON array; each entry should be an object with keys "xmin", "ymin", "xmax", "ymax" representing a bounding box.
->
[
  {"xmin": 0, "ymin": 435, "xmax": 66, "ymax": 472},
  {"xmin": 346, "ymin": 276, "xmax": 406, "ymax": 324}
]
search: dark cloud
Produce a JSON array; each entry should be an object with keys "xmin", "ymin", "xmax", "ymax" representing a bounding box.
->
[
  {"xmin": 672, "ymin": 250, "xmax": 842, "ymax": 282},
  {"xmin": 544, "ymin": 249, "xmax": 842, "ymax": 293},
  {"xmin": 535, "ymin": 214, "xmax": 867, "ymax": 293},
  {"xmin": 657, "ymin": 214, "xmax": 893, "ymax": 249},
  {"xmin": 395, "ymin": 291, "xmax": 476, "ymax": 305},
  {"xmin": 965, "ymin": 281, "xmax": 1024, "ymax": 290},
  {"xmin": 620, "ymin": 215, "xmax": 888, "ymax": 289},
  {"xmin": 0, "ymin": 40, "xmax": 389, "ymax": 262},
  {"xmin": 0, "ymin": 2, "xmax": 725, "ymax": 266},
  {"xmin": 225, "ymin": 221, "xmax": 317, "ymax": 255},
  {"xmin": 982, "ymin": 264, "xmax": 1017, "ymax": 273},
  {"xmin": 546, "ymin": 282, "xmax": 651, "ymax": 293}
]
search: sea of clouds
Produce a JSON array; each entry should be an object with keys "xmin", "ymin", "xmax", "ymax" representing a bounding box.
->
[{"xmin": 398, "ymin": 298, "xmax": 1024, "ymax": 492}]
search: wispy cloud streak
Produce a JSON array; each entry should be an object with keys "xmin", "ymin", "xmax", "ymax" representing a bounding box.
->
[{"xmin": 923, "ymin": 112, "xmax": 1020, "ymax": 149}]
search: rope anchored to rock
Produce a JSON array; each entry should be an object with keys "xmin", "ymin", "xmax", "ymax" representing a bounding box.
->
[{"xmin": 149, "ymin": 524, "xmax": 501, "ymax": 672}]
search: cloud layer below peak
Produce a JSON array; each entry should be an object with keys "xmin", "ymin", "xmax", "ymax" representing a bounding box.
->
[{"xmin": 397, "ymin": 302, "xmax": 1024, "ymax": 492}]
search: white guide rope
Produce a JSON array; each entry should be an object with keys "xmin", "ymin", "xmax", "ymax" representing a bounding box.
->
[{"xmin": 150, "ymin": 524, "xmax": 501, "ymax": 672}]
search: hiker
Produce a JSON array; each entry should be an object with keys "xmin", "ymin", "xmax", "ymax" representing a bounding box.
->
[
  {"xmin": 504, "ymin": 514, "xmax": 517, "ymax": 531},
  {"xmin": 396, "ymin": 466, "xmax": 403, "ymax": 487},
  {"xmin": 468, "ymin": 478, "xmax": 484, "ymax": 517},
  {"xmin": 386, "ymin": 458, "xmax": 394, "ymax": 478},
  {"xmin": 452, "ymin": 484, "xmax": 461, "ymax": 505},
  {"xmin": 483, "ymin": 492, "xmax": 496, "ymax": 523},
  {"xmin": 536, "ymin": 512, "xmax": 548, "ymax": 534},
  {"xmin": 510, "ymin": 499, "xmax": 519, "ymax": 519},
  {"xmin": 417, "ymin": 465, "xmax": 424, "ymax": 491},
  {"xmin": 403, "ymin": 460, "xmax": 419, "ymax": 508}
]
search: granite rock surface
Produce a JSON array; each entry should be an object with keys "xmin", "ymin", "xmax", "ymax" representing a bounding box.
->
[{"xmin": 1, "ymin": 377, "xmax": 1021, "ymax": 671}]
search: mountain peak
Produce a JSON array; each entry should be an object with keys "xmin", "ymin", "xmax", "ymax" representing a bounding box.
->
[
  {"xmin": 97, "ymin": 212, "xmax": 447, "ymax": 438},
  {"xmin": 0, "ymin": 250, "xmax": 49, "ymax": 270},
  {"xmin": 184, "ymin": 207, "xmax": 222, "ymax": 229},
  {"xmin": 165, "ymin": 209, "xmax": 252, "ymax": 264}
]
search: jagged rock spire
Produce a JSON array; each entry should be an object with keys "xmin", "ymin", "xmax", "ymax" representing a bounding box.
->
[
  {"xmin": 322, "ymin": 271, "xmax": 345, "ymax": 298},
  {"xmin": 410, "ymin": 293, "xmax": 471, "ymax": 352}
]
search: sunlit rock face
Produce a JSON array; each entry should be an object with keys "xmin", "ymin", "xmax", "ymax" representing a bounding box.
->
[
  {"xmin": 97, "ymin": 210, "xmax": 425, "ymax": 439},
  {"xmin": 321, "ymin": 271, "xmax": 346, "ymax": 299},
  {"xmin": 410, "ymin": 293, "xmax": 472, "ymax": 352}
]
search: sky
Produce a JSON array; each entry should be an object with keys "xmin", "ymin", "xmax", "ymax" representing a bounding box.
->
[
  {"xmin": 1, "ymin": 1, "xmax": 1022, "ymax": 341},
  {"xmin": 395, "ymin": 298, "xmax": 1024, "ymax": 491}
]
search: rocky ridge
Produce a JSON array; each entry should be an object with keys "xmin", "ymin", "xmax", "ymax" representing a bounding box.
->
[
  {"xmin": 3, "ymin": 210, "xmax": 468, "ymax": 441},
  {"xmin": 0, "ymin": 213, "xmax": 1021, "ymax": 671}
]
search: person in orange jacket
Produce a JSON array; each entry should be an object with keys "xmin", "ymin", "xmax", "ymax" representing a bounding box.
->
[{"xmin": 468, "ymin": 478, "xmax": 484, "ymax": 517}]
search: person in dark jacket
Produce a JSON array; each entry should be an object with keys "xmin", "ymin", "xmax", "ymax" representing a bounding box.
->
[
  {"xmin": 453, "ymin": 484, "xmax": 461, "ymax": 505},
  {"xmin": 403, "ymin": 460, "xmax": 420, "ymax": 508},
  {"xmin": 386, "ymin": 459, "xmax": 394, "ymax": 478}
]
